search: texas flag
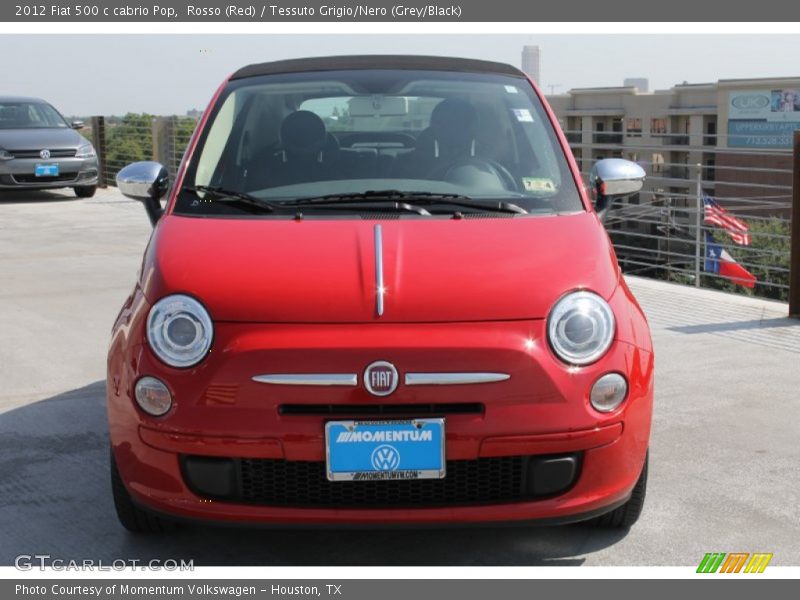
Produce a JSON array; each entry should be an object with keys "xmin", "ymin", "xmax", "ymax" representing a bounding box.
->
[{"xmin": 704, "ymin": 233, "xmax": 756, "ymax": 288}]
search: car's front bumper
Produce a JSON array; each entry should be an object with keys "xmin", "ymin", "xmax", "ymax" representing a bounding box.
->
[
  {"xmin": 0, "ymin": 156, "xmax": 98, "ymax": 189},
  {"xmin": 121, "ymin": 419, "xmax": 646, "ymax": 526},
  {"xmin": 107, "ymin": 290, "xmax": 654, "ymax": 525}
]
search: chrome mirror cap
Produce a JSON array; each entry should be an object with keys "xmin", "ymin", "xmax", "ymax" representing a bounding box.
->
[
  {"xmin": 116, "ymin": 161, "xmax": 170, "ymax": 202},
  {"xmin": 589, "ymin": 158, "xmax": 646, "ymax": 197}
]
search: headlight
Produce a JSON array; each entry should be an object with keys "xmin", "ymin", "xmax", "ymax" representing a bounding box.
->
[
  {"xmin": 0, "ymin": 149, "xmax": 13, "ymax": 160},
  {"xmin": 547, "ymin": 290, "xmax": 615, "ymax": 365},
  {"xmin": 75, "ymin": 143, "xmax": 96, "ymax": 158},
  {"xmin": 146, "ymin": 294, "xmax": 213, "ymax": 368}
]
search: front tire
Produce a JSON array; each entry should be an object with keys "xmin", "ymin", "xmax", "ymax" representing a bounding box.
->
[
  {"xmin": 74, "ymin": 185, "xmax": 96, "ymax": 198},
  {"xmin": 110, "ymin": 450, "xmax": 176, "ymax": 533},
  {"xmin": 589, "ymin": 452, "xmax": 648, "ymax": 529}
]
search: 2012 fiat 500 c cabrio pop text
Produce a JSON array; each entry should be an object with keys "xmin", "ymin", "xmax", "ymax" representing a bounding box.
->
[{"xmin": 108, "ymin": 55, "xmax": 653, "ymax": 532}]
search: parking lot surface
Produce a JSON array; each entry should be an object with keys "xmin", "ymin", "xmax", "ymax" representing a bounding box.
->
[{"xmin": 1, "ymin": 188, "xmax": 798, "ymax": 566}]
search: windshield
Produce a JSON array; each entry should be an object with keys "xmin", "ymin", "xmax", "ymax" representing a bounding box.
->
[
  {"xmin": 178, "ymin": 69, "xmax": 582, "ymax": 217},
  {"xmin": 0, "ymin": 101, "xmax": 69, "ymax": 129}
]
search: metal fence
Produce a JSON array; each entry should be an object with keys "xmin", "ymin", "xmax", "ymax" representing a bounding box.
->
[
  {"xmin": 565, "ymin": 130, "xmax": 794, "ymax": 303},
  {"xmin": 83, "ymin": 115, "xmax": 198, "ymax": 186}
]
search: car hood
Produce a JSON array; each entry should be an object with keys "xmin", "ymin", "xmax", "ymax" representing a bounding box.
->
[
  {"xmin": 0, "ymin": 127, "xmax": 85, "ymax": 150},
  {"xmin": 141, "ymin": 212, "xmax": 619, "ymax": 323}
]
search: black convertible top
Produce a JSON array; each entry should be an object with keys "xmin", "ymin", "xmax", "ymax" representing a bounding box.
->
[{"xmin": 230, "ymin": 55, "xmax": 525, "ymax": 80}]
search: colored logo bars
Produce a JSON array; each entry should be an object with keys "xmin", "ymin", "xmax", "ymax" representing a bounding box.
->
[{"xmin": 696, "ymin": 552, "xmax": 773, "ymax": 573}]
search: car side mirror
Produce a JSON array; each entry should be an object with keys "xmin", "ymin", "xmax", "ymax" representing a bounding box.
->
[
  {"xmin": 71, "ymin": 120, "xmax": 85, "ymax": 130},
  {"xmin": 116, "ymin": 161, "xmax": 169, "ymax": 227},
  {"xmin": 589, "ymin": 158, "xmax": 646, "ymax": 222}
]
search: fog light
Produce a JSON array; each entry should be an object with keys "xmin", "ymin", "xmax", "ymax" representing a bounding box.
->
[
  {"xmin": 590, "ymin": 373, "xmax": 628, "ymax": 412},
  {"xmin": 134, "ymin": 376, "xmax": 173, "ymax": 416}
]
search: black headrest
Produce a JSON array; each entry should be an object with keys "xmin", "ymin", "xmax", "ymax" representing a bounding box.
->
[
  {"xmin": 430, "ymin": 99, "xmax": 478, "ymax": 152},
  {"xmin": 280, "ymin": 111, "xmax": 327, "ymax": 156}
]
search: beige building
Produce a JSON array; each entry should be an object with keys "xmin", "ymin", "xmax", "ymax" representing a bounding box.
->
[{"xmin": 547, "ymin": 77, "xmax": 800, "ymax": 214}]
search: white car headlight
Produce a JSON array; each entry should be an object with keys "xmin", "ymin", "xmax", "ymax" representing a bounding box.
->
[
  {"xmin": 75, "ymin": 143, "xmax": 96, "ymax": 158},
  {"xmin": 146, "ymin": 294, "xmax": 213, "ymax": 368},
  {"xmin": 547, "ymin": 290, "xmax": 615, "ymax": 365},
  {"xmin": 0, "ymin": 148, "xmax": 13, "ymax": 160}
]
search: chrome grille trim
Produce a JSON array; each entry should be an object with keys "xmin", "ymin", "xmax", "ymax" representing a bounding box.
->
[
  {"xmin": 252, "ymin": 374, "xmax": 357, "ymax": 386},
  {"xmin": 404, "ymin": 372, "xmax": 510, "ymax": 386}
]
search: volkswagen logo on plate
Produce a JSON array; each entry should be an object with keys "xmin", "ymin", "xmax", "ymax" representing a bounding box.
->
[
  {"xmin": 39, "ymin": 149, "xmax": 51, "ymax": 159},
  {"xmin": 371, "ymin": 444, "xmax": 400, "ymax": 471},
  {"xmin": 364, "ymin": 361, "xmax": 399, "ymax": 396}
]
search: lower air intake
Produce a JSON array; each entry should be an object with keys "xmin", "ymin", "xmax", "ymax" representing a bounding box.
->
[{"xmin": 182, "ymin": 453, "xmax": 581, "ymax": 508}]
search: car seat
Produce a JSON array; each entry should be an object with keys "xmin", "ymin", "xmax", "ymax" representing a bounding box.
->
[{"xmin": 393, "ymin": 99, "xmax": 479, "ymax": 179}]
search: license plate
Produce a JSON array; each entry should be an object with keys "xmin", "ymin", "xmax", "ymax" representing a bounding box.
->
[
  {"xmin": 325, "ymin": 418, "xmax": 445, "ymax": 481},
  {"xmin": 35, "ymin": 163, "xmax": 59, "ymax": 177}
]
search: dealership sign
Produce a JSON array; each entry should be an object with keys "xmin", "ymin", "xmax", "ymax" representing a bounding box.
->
[{"xmin": 728, "ymin": 89, "xmax": 800, "ymax": 147}]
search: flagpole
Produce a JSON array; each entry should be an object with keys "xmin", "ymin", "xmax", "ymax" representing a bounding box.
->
[{"xmin": 695, "ymin": 163, "xmax": 702, "ymax": 288}]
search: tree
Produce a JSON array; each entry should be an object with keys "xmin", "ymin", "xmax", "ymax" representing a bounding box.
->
[
  {"xmin": 104, "ymin": 113, "xmax": 155, "ymax": 180},
  {"xmin": 703, "ymin": 218, "xmax": 790, "ymax": 301}
]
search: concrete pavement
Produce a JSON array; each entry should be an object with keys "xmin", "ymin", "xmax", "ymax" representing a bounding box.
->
[{"xmin": 0, "ymin": 188, "xmax": 798, "ymax": 566}]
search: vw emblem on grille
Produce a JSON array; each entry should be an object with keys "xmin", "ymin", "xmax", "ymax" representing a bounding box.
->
[
  {"xmin": 364, "ymin": 361, "xmax": 398, "ymax": 397},
  {"xmin": 39, "ymin": 149, "xmax": 51, "ymax": 159},
  {"xmin": 371, "ymin": 445, "xmax": 400, "ymax": 471}
]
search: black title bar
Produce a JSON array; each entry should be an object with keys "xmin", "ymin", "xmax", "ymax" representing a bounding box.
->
[{"xmin": 4, "ymin": 0, "xmax": 800, "ymax": 22}]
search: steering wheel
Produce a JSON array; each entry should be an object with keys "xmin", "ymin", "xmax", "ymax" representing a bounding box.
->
[{"xmin": 429, "ymin": 158, "xmax": 519, "ymax": 193}]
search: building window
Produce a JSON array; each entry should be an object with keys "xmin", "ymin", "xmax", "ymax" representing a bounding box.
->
[
  {"xmin": 651, "ymin": 152, "xmax": 664, "ymax": 174},
  {"xmin": 704, "ymin": 158, "xmax": 716, "ymax": 182},
  {"xmin": 704, "ymin": 120, "xmax": 717, "ymax": 146},
  {"xmin": 626, "ymin": 118, "xmax": 642, "ymax": 137},
  {"xmin": 651, "ymin": 118, "xmax": 667, "ymax": 135}
]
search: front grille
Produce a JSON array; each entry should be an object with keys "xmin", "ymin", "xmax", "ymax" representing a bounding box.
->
[
  {"xmin": 279, "ymin": 403, "xmax": 484, "ymax": 417},
  {"xmin": 182, "ymin": 453, "xmax": 581, "ymax": 508},
  {"xmin": 242, "ymin": 456, "xmax": 526, "ymax": 507},
  {"xmin": 12, "ymin": 173, "xmax": 77, "ymax": 183},
  {"xmin": 9, "ymin": 149, "xmax": 76, "ymax": 158}
]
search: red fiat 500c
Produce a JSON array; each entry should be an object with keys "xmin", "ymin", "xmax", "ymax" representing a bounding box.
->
[{"xmin": 108, "ymin": 55, "xmax": 653, "ymax": 532}]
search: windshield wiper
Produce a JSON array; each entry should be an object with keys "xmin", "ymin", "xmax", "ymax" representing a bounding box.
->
[
  {"xmin": 183, "ymin": 185, "xmax": 277, "ymax": 213},
  {"xmin": 281, "ymin": 190, "xmax": 527, "ymax": 215}
]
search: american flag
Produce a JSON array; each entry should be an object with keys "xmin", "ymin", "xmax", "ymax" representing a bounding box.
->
[{"xmin": 703, "ymin": 194, "xmax": 751, "ymax": 245}]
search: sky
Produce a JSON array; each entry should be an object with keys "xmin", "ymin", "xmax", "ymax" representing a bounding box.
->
[{"xmin": 1, "ymin": 34, "xmax": 799, "ymax": 115}]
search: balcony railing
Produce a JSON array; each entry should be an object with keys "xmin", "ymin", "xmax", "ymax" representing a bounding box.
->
[
  {"xmin": 665, "ymin": 134, "xmax": 690, "ymax": 145},
  {"xmin": 593, "ymin": 133, "xmax": 624, "ymax": 144},
  {"xmin": 667, "ymin": 166, "xmax": 690, "ymax": 179}
]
